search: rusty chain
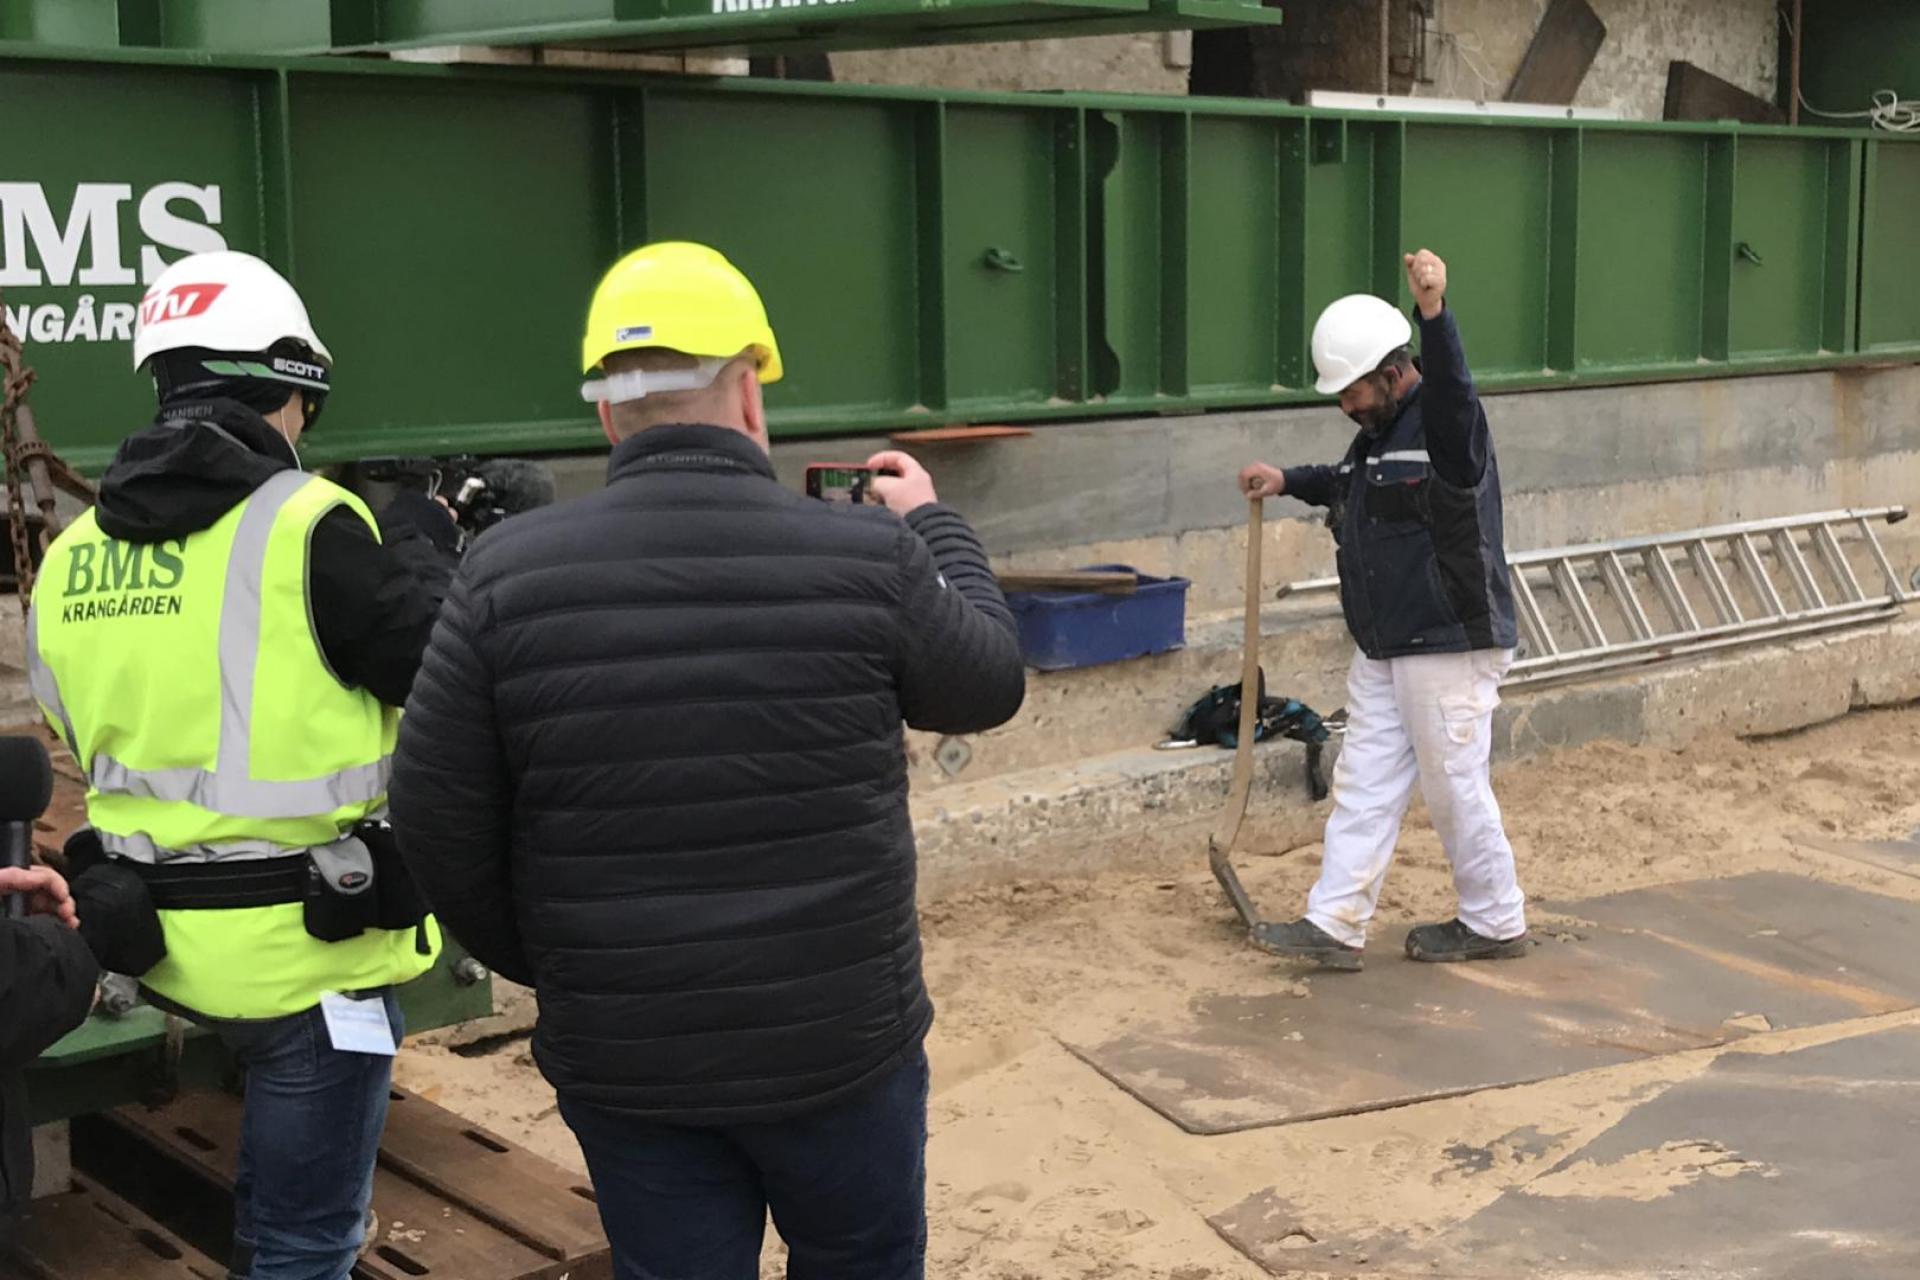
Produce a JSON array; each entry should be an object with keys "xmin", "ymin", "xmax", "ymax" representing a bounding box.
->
[{"xmin": 1, "ymin": 290, "xmax": 96, "ymax": 620}]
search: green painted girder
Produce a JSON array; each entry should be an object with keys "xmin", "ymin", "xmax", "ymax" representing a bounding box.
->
[
  {"xmin": 0, "ymin": 43, "xmax": 1911, "ymax": 474},
  {"xmin": 0, "ymin": 0, "xmax": 1284, "ymax": 58}
]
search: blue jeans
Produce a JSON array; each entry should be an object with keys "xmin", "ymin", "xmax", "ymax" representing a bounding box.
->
[
  {"xmin": 560, "ymin": 1048, "xmax": 930, "ymax": 1280},
  {"xmin": 215, "ymin": 990, "xmax": 404, "ymax": 1280}
]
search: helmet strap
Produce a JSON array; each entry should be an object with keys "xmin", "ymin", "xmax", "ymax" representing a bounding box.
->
[{"xmin": 580, "ymin": 357, "xmax": 732, "ymax": 406}]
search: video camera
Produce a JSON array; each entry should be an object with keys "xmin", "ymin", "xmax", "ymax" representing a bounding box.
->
[{"xmin": 336, "ymin": 455, "xmax": 558, "ymax": 543}]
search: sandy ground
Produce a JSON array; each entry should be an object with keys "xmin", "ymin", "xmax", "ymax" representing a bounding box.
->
[
  {"xmin": 386, "ymin": 703, "xmax": 1920, "ymax": 1279},
  {"xmin": 14, "ymin": 699, "xmax": 1917, "ymax": 1278}
]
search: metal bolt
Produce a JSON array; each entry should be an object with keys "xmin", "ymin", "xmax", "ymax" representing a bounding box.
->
[
  {"xmin": 97, "ymin": 973, "xmax": 140, "ymax": 1018},
  {"xmin": 935, "ymin": 736, "xmax": 974, "ymax": 778}
]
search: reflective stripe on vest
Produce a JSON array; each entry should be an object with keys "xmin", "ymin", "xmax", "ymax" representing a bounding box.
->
[
  {"xmin": 23, "ymin": 600, "xmax": 78, "ymax": 754},
  {"xmin": 87, "ymin": 754, "xmax": 389, "ymax": 823},
  {"xmin": 99, "ymin": 829, "xmax": 319, "ymax": 864}
]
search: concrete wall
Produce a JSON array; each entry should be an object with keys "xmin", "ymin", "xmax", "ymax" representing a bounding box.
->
[
  {"xmin": 829, "ymin": 0, "xmax": 1778, "ymax": 121},
  {"xmin": 834, "ymin": 31, "xmax": 1190, "ymax": 95},
  {"xmin": 1417, "ymin": 0, "xmax": 1778, "ymax": 119}
]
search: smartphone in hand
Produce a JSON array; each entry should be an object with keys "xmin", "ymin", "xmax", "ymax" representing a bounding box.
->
[{"xmin": 804, "ymin": 464, "xmax": 880, "ymax": 505}]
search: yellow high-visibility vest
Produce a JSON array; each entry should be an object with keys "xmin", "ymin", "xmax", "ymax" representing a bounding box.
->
[{"xmin": 29, "ymin": 468, "xmax": 440, "ymax": 1020}]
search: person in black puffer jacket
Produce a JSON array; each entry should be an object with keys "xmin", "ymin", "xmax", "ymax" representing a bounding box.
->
[{"xmin": 388, "ymin": 243, "xmax": 1025, "ymax": 1280}]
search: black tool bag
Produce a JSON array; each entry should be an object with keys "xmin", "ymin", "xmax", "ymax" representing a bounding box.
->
[
  {"xmin": 302, "ymin": 821, "xmax": 431, "ymax": 947},
  {"xmin": 1170, "ymin": 670, "xmax": 1332, "ymax": 801},
  {"xmin": 303, "ymin": 836, "xmax": 379, "ymax": 943}
]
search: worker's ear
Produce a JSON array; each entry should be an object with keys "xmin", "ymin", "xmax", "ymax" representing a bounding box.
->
[
  {"xmin": 597, "ymin": 400, "xmax": 617, "ymax": 446},
  {"xmin": 738, "ymin": 363, "xmax": 769, "ymax": 452}
]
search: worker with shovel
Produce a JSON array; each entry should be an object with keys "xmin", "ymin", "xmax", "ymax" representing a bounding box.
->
[{"xmin": 1236, "ymin": 249, "xmax": 1528, "ymax": 971}]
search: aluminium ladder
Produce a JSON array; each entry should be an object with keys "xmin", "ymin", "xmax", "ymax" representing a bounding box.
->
[{"xmin": 1275, "ymin": 508, "xmax": 1911, "ymax": 689}]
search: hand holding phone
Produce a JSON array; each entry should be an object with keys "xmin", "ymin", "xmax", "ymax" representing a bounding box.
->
[{"xmin": 863, "ymin": 451, "xmax": 939, "ymax": 518}]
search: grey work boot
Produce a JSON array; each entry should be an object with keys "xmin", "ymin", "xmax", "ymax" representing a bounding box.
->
[
  {"xmin": 1405, "ymin": 918, "xmax": 1530, "ymax": 963},
  {"xmin": 1249, "ymin": 918, "xmax": 1364, "ymax": 972}
]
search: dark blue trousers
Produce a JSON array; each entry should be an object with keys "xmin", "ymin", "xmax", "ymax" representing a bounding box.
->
[{"xmin": 560, "ymin": 1048, "xmax": 929, "ymax": 1280}]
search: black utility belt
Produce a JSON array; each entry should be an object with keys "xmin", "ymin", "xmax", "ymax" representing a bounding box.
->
[
  {"xmin": 136, "ymin": 855, "xmax": 307, "ymax": 910},
  {"xmin": 131, "ymin": 824, "xmax": 430, "ymax": 953}
]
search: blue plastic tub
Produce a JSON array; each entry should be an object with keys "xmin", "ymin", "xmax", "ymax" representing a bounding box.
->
[{"xmin": 1006, "ymin": 564, "xmax": 1190, "ymax": 671}]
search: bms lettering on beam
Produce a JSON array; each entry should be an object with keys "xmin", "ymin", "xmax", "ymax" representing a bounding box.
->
[{"xmin": 0, "ymin": 181, "xmax": 228, "ymax": 348}]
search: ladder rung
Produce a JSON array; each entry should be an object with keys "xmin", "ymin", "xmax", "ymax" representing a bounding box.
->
[
  {"xmin": 1688, "ymin": 540, "xmax": 1744, "ymax": 625},
  {"xmin": 1510, "ymin": 567, "xmax": 1558, "ymax": 657},
  {"xmin": 1856, "ymin": 516, "xmax": 1909, "ymax": 603},
  {"xmin": 1550, "ymin": 559, "xmax": 1607, "ymax": 649},
  {"xmin": 1733, "ymin": 533, "xmax": 1788, "ymax": 619},
  {"xmin": 1770, "ymin": 529, "xmax": 1825, "ymax": 610},
  {"xmin": 1812, "ymin": 522, "xmax": 1867, "ymax": 603},
  {"xmin": 1644, "ymin": 546, "xmax": 1701, "ymax": 632},
  {"xmin": 1600, "ymin": 551, "xmax": 1655, "ymax": 641}
]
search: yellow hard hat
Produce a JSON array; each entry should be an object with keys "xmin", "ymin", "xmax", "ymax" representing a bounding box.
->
[{"xmin": 580, "ymin": 242, "xmax": 783, "ymax": 384}]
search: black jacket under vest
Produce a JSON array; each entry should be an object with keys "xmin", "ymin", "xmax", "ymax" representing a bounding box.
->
[
  {"xmin": 388, "ymin": 425, "xmax": 1026, "ymax": 1124},
  {"xmin": 93, "ymin": 399, "xmax": 460, "ymax": 707},
  {"xmin": 1284, "ymin": 305, "xmax": 1517, "ymax": 659}
]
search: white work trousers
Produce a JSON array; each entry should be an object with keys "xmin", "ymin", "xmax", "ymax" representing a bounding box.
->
[{"xmin": 1305, "ymin": 647, "xmax": 1527, "ymax": 948}]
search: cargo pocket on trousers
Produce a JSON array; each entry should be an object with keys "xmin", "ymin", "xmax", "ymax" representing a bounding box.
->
[{"xmin": 1438, "ymin": 693, "xmax": 1492, "ymax": 774}]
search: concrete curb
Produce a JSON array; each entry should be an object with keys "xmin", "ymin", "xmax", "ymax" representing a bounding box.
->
[
  {"xmin": 912, "ymin": 736, "xmax": 1333, "ymax": 900},
  {"xmin": 906, "ymin": 601, "xmax": 1353, "ymax": 794}
]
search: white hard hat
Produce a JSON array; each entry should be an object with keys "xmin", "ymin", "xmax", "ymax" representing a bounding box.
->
[
  {"xmin": 132, "ymin": 250, "xmax": 331, "ymax": 372},
  {"xmin": 1310, "ymin": 294, "xmax": 1413, "ymax": 395}
]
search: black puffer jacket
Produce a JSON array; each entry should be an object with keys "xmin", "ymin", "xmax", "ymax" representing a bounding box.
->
[
  {"xmin": 1, "ymin": 916, "xmax": 98, "ymax": 1224},
  {"xmin": 390, "ymin": 425, "xmax": 1025, "ymax": 1123}
]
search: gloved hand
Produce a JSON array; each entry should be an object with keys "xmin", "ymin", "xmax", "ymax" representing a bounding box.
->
[
  {"xmin": 69, "ymin": 861, "xmax": 167, "ymax": 978},
  {"xmin": 379, "ymin": 490, "xmax": 463, "ymax": 556}
]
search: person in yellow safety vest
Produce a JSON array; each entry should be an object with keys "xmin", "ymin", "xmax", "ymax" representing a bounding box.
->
[{"xmin": 25, "ymin": 250, "xmax": 459, "ymax": 1280}]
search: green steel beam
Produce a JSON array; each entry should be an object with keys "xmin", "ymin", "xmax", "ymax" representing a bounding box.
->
[
  {"xmin": 1273, "ymin": 119, "xmax": 1307, "ymax": 391},
  {"xmin": 1825, "ymin": 140, "xmax": 1864, "ymax": 355},
  {"xmin": 1860, "ymin": 138, "xmax": 1920, "ymax": 353},
  {"xmin": 1702, "ymin": 135, "xmax": 1737, "ymax": 364},
  {"xmin": 1158, "ymin": 113, "xmax": 1190, "ymax": 401},
  {"xmin": 913, "ymin": 102, "xmax": 949, "ymax": 415},
  {"xmin": 3, "ymin": 0, "xmax": 1284, "ymax": 58},
  {"xmin": 1545, "ymin": 129, "xmax": 1581, "ymax": 372},
  {"xmin": 0, "ymin": 43, "xmax": 1911, "ymax": 475}
]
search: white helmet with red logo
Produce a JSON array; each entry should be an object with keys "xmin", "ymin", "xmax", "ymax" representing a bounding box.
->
[{"xmin": 132, "ymin": 250, "xmax": 331, "ymax": 374}]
